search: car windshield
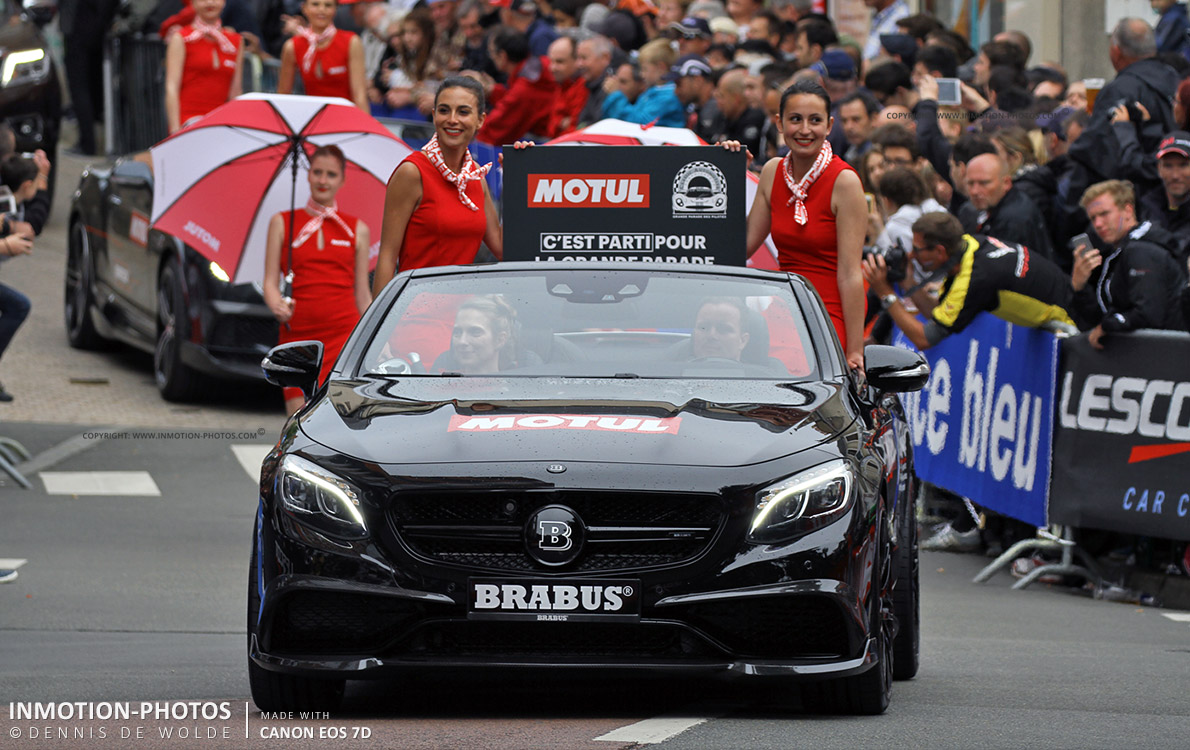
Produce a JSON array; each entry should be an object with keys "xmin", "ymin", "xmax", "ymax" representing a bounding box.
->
[{"xmin": 361, "ymin": 269, "xmax": 819, "ymax": 380}]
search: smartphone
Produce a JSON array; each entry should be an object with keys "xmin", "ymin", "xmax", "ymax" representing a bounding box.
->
[
  {"xmin": 864, "ymin": 192, "xmax": 875, "ymax": 213},
  {"xmin": 935, "ymin": 78, "xmax": 961, "ymax": 106},
  {"xmin": 1069, "ymin": 233, "xmax": 1092, "ymax": 255}
]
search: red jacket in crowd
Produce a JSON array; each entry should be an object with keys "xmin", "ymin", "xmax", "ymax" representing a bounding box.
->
[
  {"xmin": 477, "ymin": 56, "xmax": 557, "ymax": 146},
  {"xmin": 550, "ymin": 75, "xmax": 589, "ymax": 137}
]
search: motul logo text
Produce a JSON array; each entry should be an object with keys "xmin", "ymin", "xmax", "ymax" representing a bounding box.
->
[{"xmin": 528, "ymin": 175, "xmax": 650, "ymax": 207}]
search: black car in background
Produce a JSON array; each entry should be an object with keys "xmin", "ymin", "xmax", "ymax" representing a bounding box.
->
[
  {"xmin": 1, "ymin": 0, "xmax": 60, "ymax": 165},
  {"xmin": 249, "ymin": 263, "xmax": 928, "ymax": 715},
  {"xmin": 66, "ymin": 156, "xmax": 278, "ymax": 400}
]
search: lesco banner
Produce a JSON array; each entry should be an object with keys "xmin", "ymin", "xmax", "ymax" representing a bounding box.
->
[
  {"xmin": 893, "ymin": 313, "xmax": 1058, "ymax": 527},
  {"xmin": 502, "ymin": 146, "xmax": 746, "ymax": 265},
  {"xmin": 1050, "ymin": 331, "xmax": 1190, "ymax": 541}
]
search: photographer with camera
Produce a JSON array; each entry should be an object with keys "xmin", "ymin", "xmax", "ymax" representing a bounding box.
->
[
  {"xmin": 862, "ymin": 211, "xmax": 1077, "ymax": 351},
  {"xmin": 0, "ymin": 184, "xmax": 32, "ymax": 404},
  {"xmin": 0, "ymin": 150, "xmax": 52, "ymax": 237}
]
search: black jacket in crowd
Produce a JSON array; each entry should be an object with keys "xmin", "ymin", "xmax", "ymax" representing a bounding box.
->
[
  {"xmin": 1067, "ymin": 58, "xmax": 1180, "ymax": 203},
  {"xmin": 1139, "ymin": 189, "xmax": 1190, "ymax": 265},
  {"xmin": 577, "ymin": 73, "xmax": 609, "ymax": 130},
  {"xmin": 958, "ymin": 185, "xmax": 1055, "ymax": 261},
  {"xmin": 1072, "ymin": 220, "xmax": 1188, "ymax": 332}
]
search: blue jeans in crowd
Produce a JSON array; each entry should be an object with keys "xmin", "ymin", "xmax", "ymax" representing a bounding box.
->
[{"xmin": 0, "ymin": 281, "xmax": 31, "ymax": 361}]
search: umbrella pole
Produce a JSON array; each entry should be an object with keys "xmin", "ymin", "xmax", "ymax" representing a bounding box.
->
[{"xmin": 281, "ymin": 136, "xmax": 301, "ymax": 310}]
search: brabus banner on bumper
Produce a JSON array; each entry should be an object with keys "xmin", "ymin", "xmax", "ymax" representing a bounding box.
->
[
  {"xmin": 894, "ymin": 314, "xmax": 1057, "ymax": 527},
  {"xmin": 1049, "ymin": 331, "xmax": 1190, "ymax": 541}
]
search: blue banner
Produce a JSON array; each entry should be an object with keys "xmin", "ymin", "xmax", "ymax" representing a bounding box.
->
[{"xmin": 892, "ymin": 313, "xmax": 1058, "ymax": 527}]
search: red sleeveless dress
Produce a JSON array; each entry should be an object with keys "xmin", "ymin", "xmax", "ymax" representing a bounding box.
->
[
  {"xmin": 292, "ymin": 30, "xmax": 355, "ymax": 99},
  {"xmin": 179, "ymin": 26, "xmax": 241, "ymax": 125},
  {"xmin": 398, "ymin": 151, "xmax": 488, "ymax": 272},
  {"xmin": 769, "ymin": 154, "xmax": 862, "ymax": 351},
  {"xmin": 276, "ymin": 209, "xmax": 362, "ymax": 400}
]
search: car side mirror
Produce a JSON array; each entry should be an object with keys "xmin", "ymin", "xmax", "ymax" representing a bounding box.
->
[
  {"xmin": 864, "ymin": 344, "xmax": 930, "ymax": 393},
  {"xmin": 262, "ymin": 341, "xmax": 323, "ymax": 399},
  {"xmin": 22, "ymin": 0, "xmax": 56, "ymax": 27}
]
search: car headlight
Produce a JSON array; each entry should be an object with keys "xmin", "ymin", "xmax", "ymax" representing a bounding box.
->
[
  {"xmin": 2, "ymin": 49, "xmax": 50, "ymax": 87},
  {"xmin": 278, "ymin": 455, "xmax": 368, "ymax": 538},
  {"xmin": 748, "ymin": 460, "xmax": 854, "ymax": 544}
]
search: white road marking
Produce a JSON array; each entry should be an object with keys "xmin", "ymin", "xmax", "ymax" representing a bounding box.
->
[
  {"xmin": 0, "ymin": 559, "xmax": 28, "ymax": 570},
  {"xmin": 594, "ymin": 706, "xmax": 726, "ymax": 745},
  {"xmin": 1161, "ymin": 613, "xmax": 1190, "ymax": 623},
  {"xmin": 40, "ymin": 471, "xmax": 160, "ymax": 496},
  {"xmin": 231, "ymin": 444, "xmax": 272, "ymax": 482}
]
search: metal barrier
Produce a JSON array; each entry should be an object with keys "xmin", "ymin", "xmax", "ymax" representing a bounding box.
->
[{"xmin": 103, "ymin": 34, "xmax": 287, "ymax": 155}]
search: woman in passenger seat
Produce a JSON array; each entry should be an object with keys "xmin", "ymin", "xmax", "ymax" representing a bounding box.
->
[{"xmin": 436, "ymin": 295, "xmax": 520, "ymax": 373}]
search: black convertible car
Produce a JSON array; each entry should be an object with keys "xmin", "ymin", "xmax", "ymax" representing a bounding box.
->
[
  {"xmin": 66, "ymin": 157, "xmax": 278, "ymax": 400},
  {"xmin": 249, "ymin": 262, "xmax": 928, "ymax": 714}
]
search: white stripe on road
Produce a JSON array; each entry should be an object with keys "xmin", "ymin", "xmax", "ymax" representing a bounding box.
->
[
  {"xmin": 594, "ymin": 707, "xmax": 726, "ymax": 745},
  {"xmin": 1161, "ymin": 613, "xmax": 1190, "ymax": 622},
  {"xmin": 0, "ymin": 559, "xmax": 28, "ymax": 570},
  {"xmin": 231, "ymin": 444, "xmax": 272, "ymax": 482},
  {"xmin": 40, "ymin": 471, "xmax": 160, "ymax": 496}
]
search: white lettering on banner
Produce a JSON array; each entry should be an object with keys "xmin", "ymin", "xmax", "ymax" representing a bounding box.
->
[
  {"xmin": 473, "ymin": 583, "xmax": 628, "ymax": 611},
  {"xmin": 903, "ymin": 338, "xmax": 1042, "ymax": 491},
  {"xmin": 1059, "ymin": 374, "xmax": 1190, "ymax": 440},
  {"xmin": 529, "ymin": 175, "xmax": 650, "ymax": 207},
  {"xmin": 182, "ymin": 220, "xmax": 220, "ymax": 252}
]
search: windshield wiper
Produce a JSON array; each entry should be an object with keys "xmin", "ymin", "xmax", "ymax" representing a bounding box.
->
[{"xmin": 613, "ymin": 372, "xmax": 641, "ymax": 378}]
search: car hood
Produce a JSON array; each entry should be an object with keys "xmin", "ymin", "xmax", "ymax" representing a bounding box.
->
[{"xmin": 298, "ymin": 377, "xmax": 855, "ymax": 468}]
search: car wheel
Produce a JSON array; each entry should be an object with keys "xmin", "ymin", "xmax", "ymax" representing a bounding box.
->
[
  {"xmin": 892, "ymin": 479, "xmax": 920, "ymax": 681},
  {"xmin": 802, "ymin": 525, "xmax": 893, "ymax": 715},
  {"xmin": 154, "ymin": 261, "xmax": 206, "ymax": 401},
  {"xmin": 247, "ymin": 528, "xmax": 345, "ymax": 714},
  {"xmin": 64, "ymin": 219, "xmax": 107, "ymax": 350}
]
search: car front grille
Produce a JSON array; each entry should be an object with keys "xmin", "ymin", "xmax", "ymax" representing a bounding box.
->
[
  {"xmin": 268, "ymin": 591, "xmax": 429, "ymax": 654},
  {"xmin": 675, "ymin": 595, "xmax": 851, "ymax": 658},
  {"xmin": 389, "ymin": 492, "xmax": 724, "ymax": 573},
  {"xmin": 393, "ymin": 621, "xmax": 721, "ymax": 660},
  {"xmin": 207, "ymin": 315, "xmax": 278, "ymax": 352}
]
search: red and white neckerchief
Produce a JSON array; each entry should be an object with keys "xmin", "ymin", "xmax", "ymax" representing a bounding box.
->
[
  {"xmin": 297, "ymin": 25, "xmax": 337, "ymax": 73},
  {"xmin": 420, "ymin": 135, "xmax": 490, "ymax": 212},
  {"xmin": 292, "ymin": 198, "xmax": 354, "ymax": 249},
  {"xmin": 184, "ymin": 19, "xmax": 237, "ymax": 56},
  {"xmin": 783, "ymin": 140, "xmax": 834, "ymax": 225}
]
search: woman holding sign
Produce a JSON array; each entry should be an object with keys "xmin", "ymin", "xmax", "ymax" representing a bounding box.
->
[
  {"xmin": 373, "ymin": 76, "xmax": 502, "ymax": 295},
  {"xmin": 725, "ymin": 79, "xmax": 867, "ymax": 372}
]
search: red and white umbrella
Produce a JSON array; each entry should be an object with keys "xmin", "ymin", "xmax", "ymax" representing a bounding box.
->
[
  {"xmin": 545, "ymin": 119, "xmax": 779, "ymax": 270},
  {"xmin": 150, "ymin": 93, "xmax": 412, "ymax": 284}
]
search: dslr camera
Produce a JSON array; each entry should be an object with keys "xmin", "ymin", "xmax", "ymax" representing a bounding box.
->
[{"xmin": 863, "ymin": 237, "xmax": 909, "ymax": 285}]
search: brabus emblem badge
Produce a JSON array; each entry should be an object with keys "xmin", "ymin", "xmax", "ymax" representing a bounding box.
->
[
  {"xmin": 547, "ymin": 464, "xmax": 566, "ymax": 474},
  {"xmin": 525, "ymin": 505, "xmax": 585, "ymax": 566}
]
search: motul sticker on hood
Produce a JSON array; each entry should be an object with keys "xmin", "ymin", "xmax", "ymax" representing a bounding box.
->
[{"xmin": 448, "ymin": 414, "xmax": 681, "ymax": 434}]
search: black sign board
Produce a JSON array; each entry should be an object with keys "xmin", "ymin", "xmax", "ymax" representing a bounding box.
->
[
  {"xmin": 502, "ymin": 146, "xmax": 747, "ymax": 265},
  {"xmin": 1050, "ymin": 331, "xmax": 1190, "ymax": 541}
]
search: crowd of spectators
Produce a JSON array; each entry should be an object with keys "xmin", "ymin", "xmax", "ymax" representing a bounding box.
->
[{"xmin": 50, "ymin": 0, "xmax": 1190, "ymax": 576}]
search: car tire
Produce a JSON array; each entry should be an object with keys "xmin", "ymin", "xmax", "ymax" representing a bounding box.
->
[
  {"xmin": 247, "ymin": 529, "xmax": 345, "ymax": 714},
  {"xmin": 802, "ymin": 523, "xmax": 893, "ymax": 715},
  {"xmin": 64, "ymin": 218, "xmax": 108, "ymax": 350},
  {"xmin": 154, "ymin": 260, "xmax": 207, "ymax": 402},
  {"xmin": 892, "ymin": 479, "xmax": 920, "ymax": 681}
]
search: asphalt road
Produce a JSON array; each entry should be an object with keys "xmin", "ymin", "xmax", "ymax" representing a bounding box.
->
[
  {"xmin": 1, "ymin": 157, "xmax": 1189, "ymax": 750},
  {"xmin": 1, "ymin": 425, "xmax": 1189, "ymax": 749}
]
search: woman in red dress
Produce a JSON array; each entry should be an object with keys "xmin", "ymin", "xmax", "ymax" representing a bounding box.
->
[
  {"xmin": 164, "ymin": 0, "xmax": 244, "ymax": 133},
  {"xmin": 278, "ymin": 0, "xmax": 368, "ymax": 112},
  {"xmin": 372, "ymin": 76, "xmax": 502, "ymax": 294},
  {"xmin": 738, "ymin": 79, "xmax": 868, "ymax": 371},
  {"xmin": 263, "ymin": 145, "xmax": 373, "ymax": 415}
]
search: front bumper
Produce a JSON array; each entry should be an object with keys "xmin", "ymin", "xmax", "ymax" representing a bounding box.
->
[{"xmin": 250, "ymin": 495, "xmax": 881, "ymax": 681}]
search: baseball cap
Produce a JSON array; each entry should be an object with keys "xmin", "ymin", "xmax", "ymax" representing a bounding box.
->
[
  {"xmin": 490, "ymin": 0, "xmax": 537, "ymax": 11},
  {"xmin": 667, "ymin": 16, "xmax": 712, "ymax": 39},
  {"xmin": 708, "ymin": 16, "xmax": 738, "ymax": 37},
  {"xmin": 880, "ymin": 33, "xmax": 917, "ymax": 63},
  {"xmin": 1156, "ymin": 130, "xmax": 1190, "ymax": 159},
  {"xmin": 810, "ymin": 49, "xmax": 856, "ymax": 81},
  {"xmin": 664, "ymin": 54, "xmax": 713, "ymax": 82},
  {"xmin": 1036, "ymin": 105, "xmax": 1075, "ymax": 140}
]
